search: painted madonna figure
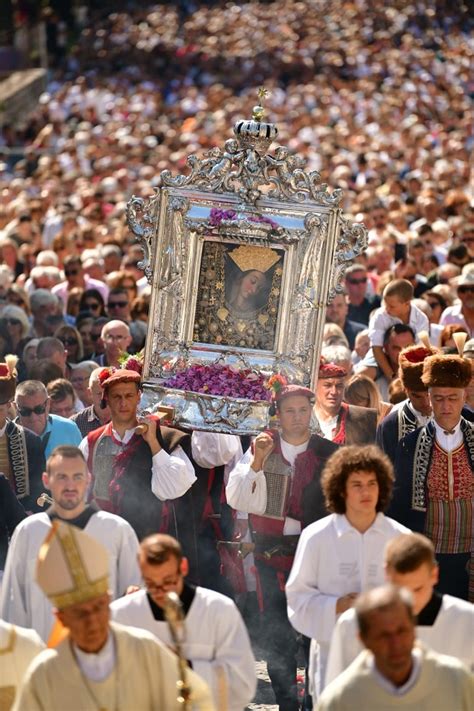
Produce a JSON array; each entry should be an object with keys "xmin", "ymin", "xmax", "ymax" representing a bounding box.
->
[{"xmin": 194, "ymin": 243, "xmax": 283, "ymax": 350}]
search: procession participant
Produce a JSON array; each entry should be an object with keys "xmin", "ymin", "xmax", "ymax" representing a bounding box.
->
[
  {"xmin": 79, "ymin": 367, "xmax": 196, "ymax": 539},
  {"xmin": 111, "ymin": 533, "xmax": 256, "ymax": 711},
  {"xmin": 70, "ymin": 366, "xmax": 111, "ymax": 437},
  {"xmin": 0, "ymin": 357, "xmax": 45, "ymax": 513},
  {"xmin": 179, "ymin": 431, "xmax": 242, "ymax": 595},
  {"xmin": 391, "ymin": 353, "xmax": 473, "ymax": 601},
  {"xmin": 376, "ymin": 343, "xmax": 438, "ymax": 463},
  {"xmin": 0, "ymin": 446, "xmax": 141, "ymax": 642},
  {"xmin": 313, "ymin": 360, "xmax": 377, "ymax": 445},
  {"xmin": 226, "ymin": 384, "xmax": 338, "ymax": 711},
  {"xmin": 0, "ymin": 619, "xmax": 44, "ymax": 711},
  {"xmin": 462, "ymin": 337, "xmax": 474, "ymax": 418},
  {"xmin": 317, "ymin": 586, "xmax": 474, "ymax": 711},
  {"xmin": 286, "ymin": 445, "xmax": 409, "ymax": 700},
  {"xmin": 326, "ymin": 533, "xmax": 474, "ymax": 687},
  {"xmin": 15, "ymin": 380, "xmax": 82, "ymax": 459},
  {"xmin": 13, "ymin": 521, "xmax": 215, "ymax": 711}
]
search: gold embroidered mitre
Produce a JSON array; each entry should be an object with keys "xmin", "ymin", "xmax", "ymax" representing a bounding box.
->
[
  {"xmin": 36, "ymin": 520, "xmax": 109, "ymax": 610},
  {"xmin": 228, "ymin": 245, "xmax": 280, "ymax": 274}
]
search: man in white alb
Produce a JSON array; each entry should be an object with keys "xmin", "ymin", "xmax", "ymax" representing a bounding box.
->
[
  {"xmin": 285, "ymin": 445, "xmax": 409, "ymax": 699},
  {"xmin": 13, "ymin": 520, "xmax": 215, "ymax": 710},
  {"xmin": 1, "ymin": 446, "xmax": 141, "ymax": 642},
  {"xmin": 111, "ymin": 533, "xmax": 256, "ymax": 711},
  {"xmin": 325, "ymin": 532, "xmax": 474, "ymax": 687}
]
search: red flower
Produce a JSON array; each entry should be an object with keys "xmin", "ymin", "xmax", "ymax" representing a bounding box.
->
[
  {"xmin": 98, "ymin": 367, "xmax": 114, "ymax": 385},
  {"xmin": 403, "ymin": 347, "xmax": 431, "ymax": 363}
]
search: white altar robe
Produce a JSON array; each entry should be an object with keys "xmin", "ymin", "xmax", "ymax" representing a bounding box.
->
[
  {"xmin": 13, "ymin": 622, "xmax": 215, "ymax": 711},
  {"xmin": 110, "ymin": 587, "xmax": 256, "ymax": 711},
  {"xmin": 326, "ymin": 593, "xmax": 474, "ymax": 688},
  {"xmin": 286, "ymin": 513, "xmax": 410, "ymax": 697},
  {"xmin": 0, "ymin": 511, "xmax": 141, "ymax": 642},
  {"xmin": 0, "ymin": 620, "xmax": 44, "ymax": 711}
]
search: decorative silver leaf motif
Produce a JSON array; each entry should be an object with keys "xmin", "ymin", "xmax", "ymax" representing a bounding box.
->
[
  {"xmin": 125, "ymin": 191, "xmax": 160, "ymax": 284},
  {"xmin": 327, "ymin": 215, "xmax": 368, "ymax": 303}
]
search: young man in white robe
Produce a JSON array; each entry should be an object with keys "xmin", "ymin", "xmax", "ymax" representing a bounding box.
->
[
  {"xmin": 286, "ymin": 445, "xmax": 410, "ymax": 700},
  {"xmin": 13, "ymin": 520, "xmax": 215, "ymax": 711},
  {"xmin": 325, "ymin": 532, "xmax": 474, "ymax": 686},
  {"xmin": 111, "ymin": 533, "xmax": 256, "ymax": 711},
  {"xmin": 317, "ymin": 585, "xmax": 473, "ymax": 711},
  {"xmin": 0, "ymin": 445, "xmax": 141, "ymax": 643},
  {"xmin": 0, "ymin": 619, "xmax": 44, "ymax": 711}
]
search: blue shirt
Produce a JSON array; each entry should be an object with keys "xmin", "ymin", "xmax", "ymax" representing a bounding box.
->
[{"xmin": 41, "ymin": 414, "xmax": 82, "ymax": 459}]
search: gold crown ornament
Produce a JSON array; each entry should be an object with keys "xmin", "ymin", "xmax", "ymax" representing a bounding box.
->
[
  {"xmin": 233, "ymin": 87, "xmax": 278, "ymax": 153},
  {"xmin": 228, "ymin": 245, "xmax": 280, "ymax": 274}
]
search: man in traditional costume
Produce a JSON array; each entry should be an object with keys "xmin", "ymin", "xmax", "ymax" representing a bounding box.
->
[
  {"xmin": 0, "ymin": 475, "xmax": 26, "ymax": 572},
  {"xmin": 376, "ymin": 344, "xmax": 437, "ymax": 463},
  {"xmin": 317, "ymin": 586, "xmax": 474, "ymax": 711},
  {"xmin": 1, "ymin": 446, "xmax": 141, "ymax": 642},
  {"xmin": 313, "ymin": 360, "xmax": 377, "ymax": 445},
  {"xmin": 177, "ymin": 431, "xmax": 242, "ymax": 596},
  {"xmin": 391, "ymin": 353, "xmax": 473, "ymax": 601},
  {"xmin": 226, "ymin": 384, "xmax": 338, "ymax": 711},
  {"xmin": 286, "ymin": 445, "xmax": 409, "ymax": 701},
  {"xmin": 111, "ymin": 533, "xmax": 256, "ymax": 711},
  {"xmin": 0, "ymin": 356, "xmax": 45, "ymax": 513},
  {"xmin": 13, "ymin": 521, "xmax": 215, "ymax": 711},
  {"xmin": 325, "ymin": 533, "xmax": 474, "ymax": 687},
  {"xmin": 0, "ymin": 619, "xmax": 44, "ymax": 711},
  {"xmin": 79, "ymin": 368, "xmax": 196, "ymax": 539}
]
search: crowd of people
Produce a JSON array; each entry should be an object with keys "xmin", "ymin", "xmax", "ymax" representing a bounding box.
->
[{"xmin": 0, "ymin": 0, "xmax": 473, "ymax": 710}]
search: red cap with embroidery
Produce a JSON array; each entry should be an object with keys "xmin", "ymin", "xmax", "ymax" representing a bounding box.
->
[
  {"xmin": 275, "ymin": 384, "xmax": 315, "ymax": 403},
  {"xmin": 99, "ymin": 368, "xmax": 141, "ymax": 391},
  {"xmin": 318, "ymin": 358, "xmax": 347, "ymax": 379}
]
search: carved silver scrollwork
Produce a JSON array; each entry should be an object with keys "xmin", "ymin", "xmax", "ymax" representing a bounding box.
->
[
  {"xmin": 327, "ymin": 215, "xmax": 368, "ymax": 303},
  {"xmin": 160, "ymin": 123, "xmax": 343, "ymax": 208},
  {"xmin": 126, "ymin": 190, "xmax": 160, "ymax": 284}
]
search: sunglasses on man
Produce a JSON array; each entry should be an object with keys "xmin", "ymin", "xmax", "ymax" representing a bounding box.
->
[
  {"xmin": 108, "ymin": 301, "xmax": 128, "ymax": 309},
  {"xmin": 17, "ymin": 401, "xmax": 48, "ymax": 417},
  {"xmin": 458, "ymin": 286, "xmax": 474, "ymax": 295}
]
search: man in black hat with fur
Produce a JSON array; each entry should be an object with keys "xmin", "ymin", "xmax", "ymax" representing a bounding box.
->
[{"xmin": 391, "ymin": 353, "xmax": 473, "ymax": 601}]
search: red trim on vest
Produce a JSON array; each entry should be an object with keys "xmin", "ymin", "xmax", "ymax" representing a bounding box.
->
[{"xmin": 332, "ymin": 403, "xmax": 349, "ymax": 445}]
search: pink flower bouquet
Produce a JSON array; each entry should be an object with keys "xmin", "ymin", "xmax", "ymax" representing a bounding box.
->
[{"xmin": 162, "ymin": 363, "xmax": 272, "ymax": 401}]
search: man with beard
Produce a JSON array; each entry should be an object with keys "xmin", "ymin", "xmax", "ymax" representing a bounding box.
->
[{"xmin": 0, "ymin": 446, "xmax": 141, "ymax": 642}]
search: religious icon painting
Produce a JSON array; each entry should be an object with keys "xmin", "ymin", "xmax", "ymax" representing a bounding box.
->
[{"xmin": 193, "ymin": 241, "xmax": 285, "ymax": 351}]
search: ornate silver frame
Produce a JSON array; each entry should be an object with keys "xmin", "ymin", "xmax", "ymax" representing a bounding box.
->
[{"xmin": 127, "ymin": 98, "xmax": 367, "ymax": 433}]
